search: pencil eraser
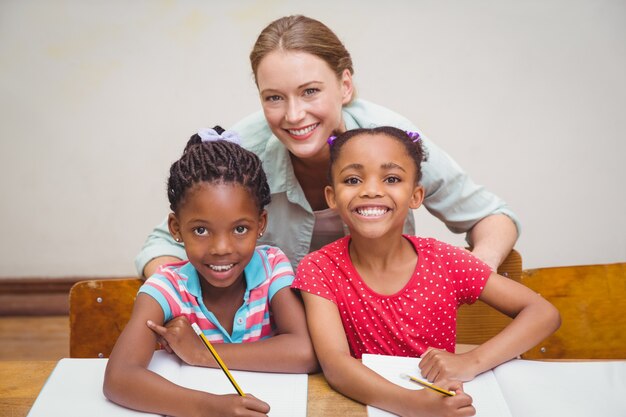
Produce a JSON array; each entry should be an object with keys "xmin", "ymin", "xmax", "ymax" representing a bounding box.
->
[{"xmin": 191, "ymin": 322, "xmax": 202, "ymax": 335}]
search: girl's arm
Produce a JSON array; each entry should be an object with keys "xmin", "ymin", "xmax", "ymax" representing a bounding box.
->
[
  {"xmin": 148, "ymin": 287, "xmax": 318, "ymax": 374},
  {"xmin": 103, "ymin": 294, "xmax": 270, "ymax": 417},
  {"xmin": 419, "ymin": 272, "xmax": 561, "ymax": 382},
  {"xmin": 301, "ymin": 292, "xmax": 475, "ymax": 417}
]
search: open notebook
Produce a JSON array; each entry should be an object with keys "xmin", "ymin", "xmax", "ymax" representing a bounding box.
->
[
  {"xmin": 362, "ymin": 354, "xmax": 626, "ymax": 417},
  {"xmin": 27, "ymin": 350, "xmax": 307, "ymax": 417}
]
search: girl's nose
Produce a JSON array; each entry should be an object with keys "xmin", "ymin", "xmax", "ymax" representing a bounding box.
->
[
  {"xmin": 361, "ymin": 178, "xmax": 383, "ymax": 198},
  {"xmin": 211, "ymin": 234, "xmax": 233, "ymax": 255}
]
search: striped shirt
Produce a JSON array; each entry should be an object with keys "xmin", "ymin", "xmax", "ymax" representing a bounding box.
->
[{"xmin": 140, "ymin": 245, "xmax": 294, "ymax": 343}]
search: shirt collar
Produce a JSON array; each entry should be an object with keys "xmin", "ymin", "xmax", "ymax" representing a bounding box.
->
[{"xmin": 178, "ymin": 249, "xmax": 267, "ymax": 299}]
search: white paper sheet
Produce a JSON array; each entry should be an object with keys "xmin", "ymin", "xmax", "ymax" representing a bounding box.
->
[
  {"xmin": 362, "ymin": 354, "xmax": 512, "ymax": 417},
  {"xmin": 493, "ymin": 359, "xmax": 626, "ymax": 417},
  {"xmin": 27, "ymin": 350, "xmax": 307, "ymax": 417}
]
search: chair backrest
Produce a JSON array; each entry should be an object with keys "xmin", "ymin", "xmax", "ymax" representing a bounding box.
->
[
  {"xmin": 456, "ymin": 249, "xmax": 522, "ymax": 345},
  {"xmin": 69, "ymin": 278, "xmax": 143, "ymax": 358},
  {"xmin": 68, "ymin": 250, "xmax": 523, "ymax": 356},
  {"xmin": 520, "ymin": 262, "xmax": 626, "ymax": 359}
]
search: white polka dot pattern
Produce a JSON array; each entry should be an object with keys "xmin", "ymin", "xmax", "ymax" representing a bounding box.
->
[{"xmin": 292, "ymin": 236, "xmax": 491, "ymax": 359}]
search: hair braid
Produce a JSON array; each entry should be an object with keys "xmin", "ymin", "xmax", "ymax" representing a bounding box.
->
[{"xmin": 167, "ymin": 127, "xmax": 271, "ymax": 213}]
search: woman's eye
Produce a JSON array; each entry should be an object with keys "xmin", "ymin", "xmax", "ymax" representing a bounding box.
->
[
  {"xmin": 194, "ymin": 227, "xmax": 208, "ymax": 236},
  {"xmin": 234, "ymin": 226, "xmax": 249, "ymax": 235},
  {"xmin": 303, "ymin": 88, "xmax": 319, "ymax": 96},
  {"xmin": 265, "ymin": 95, "xmax": 282, "ymax": 102}
]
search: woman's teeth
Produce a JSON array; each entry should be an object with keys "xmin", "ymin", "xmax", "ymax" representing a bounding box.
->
[{"xmin": 288, "ymin": 124, "xmax": 317, "ymax": 136}]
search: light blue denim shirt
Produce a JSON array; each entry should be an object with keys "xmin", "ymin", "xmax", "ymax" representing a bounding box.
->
[{"xmin": 135, "ymin": 99, "xmax": 520, "ymax": 273}]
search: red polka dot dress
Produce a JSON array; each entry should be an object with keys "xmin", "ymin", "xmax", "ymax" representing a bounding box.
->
[{"xmin": 292, "ymin": 235, "xmax": 491, "ymax": 359}]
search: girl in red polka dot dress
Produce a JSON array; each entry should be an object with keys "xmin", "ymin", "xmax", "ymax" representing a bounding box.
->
[{"xmin": 292, "ymin": 126, "xmax": 561, "ymax": 417}]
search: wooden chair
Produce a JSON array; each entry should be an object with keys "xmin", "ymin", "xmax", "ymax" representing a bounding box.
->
[
  {"xmin": 456, "ymin": 249, "xmax": 522, "ymax": 345},
  {"xmin": 520, "ymin": 262, "xmax": 626, "ymax": 359},
  {"xmin": 69, "ymin": 278, "xmax": 143, "ymax": 358},
  {"xmin": 67, "ymin": 250, "xmax": 531, "ymax": 358}
]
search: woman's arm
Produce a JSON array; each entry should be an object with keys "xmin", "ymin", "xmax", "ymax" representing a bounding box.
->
[
  {"xmin": 135, "ymin": 216, "xmax": 186, "ymax": 278},
  {"xmin": 468, "ymin": 214, "xmax": 518, "ymax": 270},
  {"xmin": 413, "ymin": 131, "xmax": 521, "ymax": 267},
  {"xmin": 301, "ymin": 292, "xmax": 475, "ymax": 417},
  {"xmin": 104, "ymin": 294, "xmax": 269, "ymax": 417},
  {"xmin": 147, "ymin": 287, "xmax": 319, "ymax": 374},
  {"xmin": 419, "ymin": 272, "xmax": 561, "ymax": 382}
]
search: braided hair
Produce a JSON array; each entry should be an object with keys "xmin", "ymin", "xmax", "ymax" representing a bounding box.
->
[{"xmin": 167, "ymin": 126, "xmax": 271, "ymax": 213}]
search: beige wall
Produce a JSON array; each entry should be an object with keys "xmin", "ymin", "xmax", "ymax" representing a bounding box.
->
[{"xmin": 1, "ymin": 0, "xmax": 624, "ymax": 277}]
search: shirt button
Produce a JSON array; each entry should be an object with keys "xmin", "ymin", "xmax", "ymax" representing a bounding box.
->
[{"xmin": 237, "ymin": 318, "xmax": 244, "ymax": 325}]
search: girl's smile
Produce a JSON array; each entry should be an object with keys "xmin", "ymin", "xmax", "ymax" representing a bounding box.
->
[
  {"xmin": 326, "ymin": 133, "xmax": 424, "ymax": 239},
  {"xmin": 169, "ymin": 182, "xmax": 267, "ymax": 290},
  {"xmin": 353, "ymin": 205, "xmax": 391, "ymax": 218}
]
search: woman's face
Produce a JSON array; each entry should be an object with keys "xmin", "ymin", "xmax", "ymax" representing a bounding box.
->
[{"xmin": 256, "ymin": 50, "xmax": 353, "ymax": 162}]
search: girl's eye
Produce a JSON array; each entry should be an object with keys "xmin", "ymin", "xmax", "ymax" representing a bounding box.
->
[
  {"xmin": 344, "ymin": 177, "xmax": 360, "ymax": 185},
  {"xmin": 385, "ymin": 176, "xmax": 401, "ymax": 184},
  {"xmin": 234, "ymin": 226, "xmax": 249, "ymax": 235},
  {"xmin": 194, "ymin": 227, "xmax": 208, "ymax": 236}
]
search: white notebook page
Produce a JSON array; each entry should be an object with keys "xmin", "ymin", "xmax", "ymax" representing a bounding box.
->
[
  {"xmin": 28, "ymin": 350, "xmax": 307, "ymax": 417},
  {"xmin": 362, "ymin": 354, "xmax": 512, "ymax": 417},
  {"xmin": 493, "ymin": 359, "xmax": 626, "ymax": 417}
]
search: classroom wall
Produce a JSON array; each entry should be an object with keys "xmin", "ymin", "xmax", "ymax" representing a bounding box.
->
[{"xmin": 1, "ymin": 0, "xmax": 624, "ymax": 278}]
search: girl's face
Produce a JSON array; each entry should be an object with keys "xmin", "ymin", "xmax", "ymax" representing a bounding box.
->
[
  {"xmin": 168, "ymin": 182, "xmax": 267, "ymax": 290},
  {"xmin": 256, "ymin": 50, "xmax": 353, "ymax": 162},
  {"xmin": 325, "ymin": 133, "xmax": 424, "ymax": 240}
]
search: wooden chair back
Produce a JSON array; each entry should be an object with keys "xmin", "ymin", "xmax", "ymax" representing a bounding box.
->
[
  {"xmin": 520, "ymin": 262, "xmax": 626, "ymax": 359},
  {"xmin": 66, "ymin": 250, "xmax": 527, "ymax": 357},
  {"xmin": 69, "ymin": 278, "xmax": 143, "ymax": 358},
  {"xmin": 456, "ymin": 249, "xmax": 522, "ymax": 345}
]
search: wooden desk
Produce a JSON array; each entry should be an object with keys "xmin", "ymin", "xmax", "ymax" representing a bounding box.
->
[{"xmin": 0, "ymin": 360, "xmax": 365, "ymax": 417}]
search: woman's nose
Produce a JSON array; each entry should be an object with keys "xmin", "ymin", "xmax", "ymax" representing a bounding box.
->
[{"xmin": 284, "ymin": 99, "xmax": 305, "ymax": 123}]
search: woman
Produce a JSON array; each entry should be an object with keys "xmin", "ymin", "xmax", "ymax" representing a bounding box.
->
[{"xmin": 136, "ymin": 15, "xmax": 519, "ymax": 277}]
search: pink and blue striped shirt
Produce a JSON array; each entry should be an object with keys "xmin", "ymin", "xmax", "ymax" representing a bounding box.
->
[{"xmin": 139, "ymin": 245, "xmax": 294, "ymax": 344}]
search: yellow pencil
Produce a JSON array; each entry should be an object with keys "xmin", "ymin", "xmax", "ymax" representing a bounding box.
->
[
  {"xmin": 191, "ymin": 322, "xmax": 245, "ymax": 396},
  {"xmin": 400, "ymin": 373, "xmax": 456, "ymax": 396}
]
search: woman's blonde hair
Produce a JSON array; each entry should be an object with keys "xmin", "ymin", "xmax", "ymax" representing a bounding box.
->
[{"xmin": 250, "ymin": 15, "xmax": 354, "ymax": 88}]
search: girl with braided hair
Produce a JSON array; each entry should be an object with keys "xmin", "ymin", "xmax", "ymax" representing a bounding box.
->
[{"xmin": 104, "ymin": 127, "xmax": 317, "ymax": 417}]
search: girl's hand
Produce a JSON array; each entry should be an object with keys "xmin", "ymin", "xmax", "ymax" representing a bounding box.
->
[
  {"xmin": 419, "ymin": 348, "xmax": 479, "ymax": 383},
  {"xmin": 147, "ymin": 316, "xmax": 206, "ymax": 366},
  {"xmin": 198, "ymin": 393, "xmax": 270, "ymax": 417},
  {"xmin": 401, "ymin": 380, "xmax": 475, "ymax": 417}
]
